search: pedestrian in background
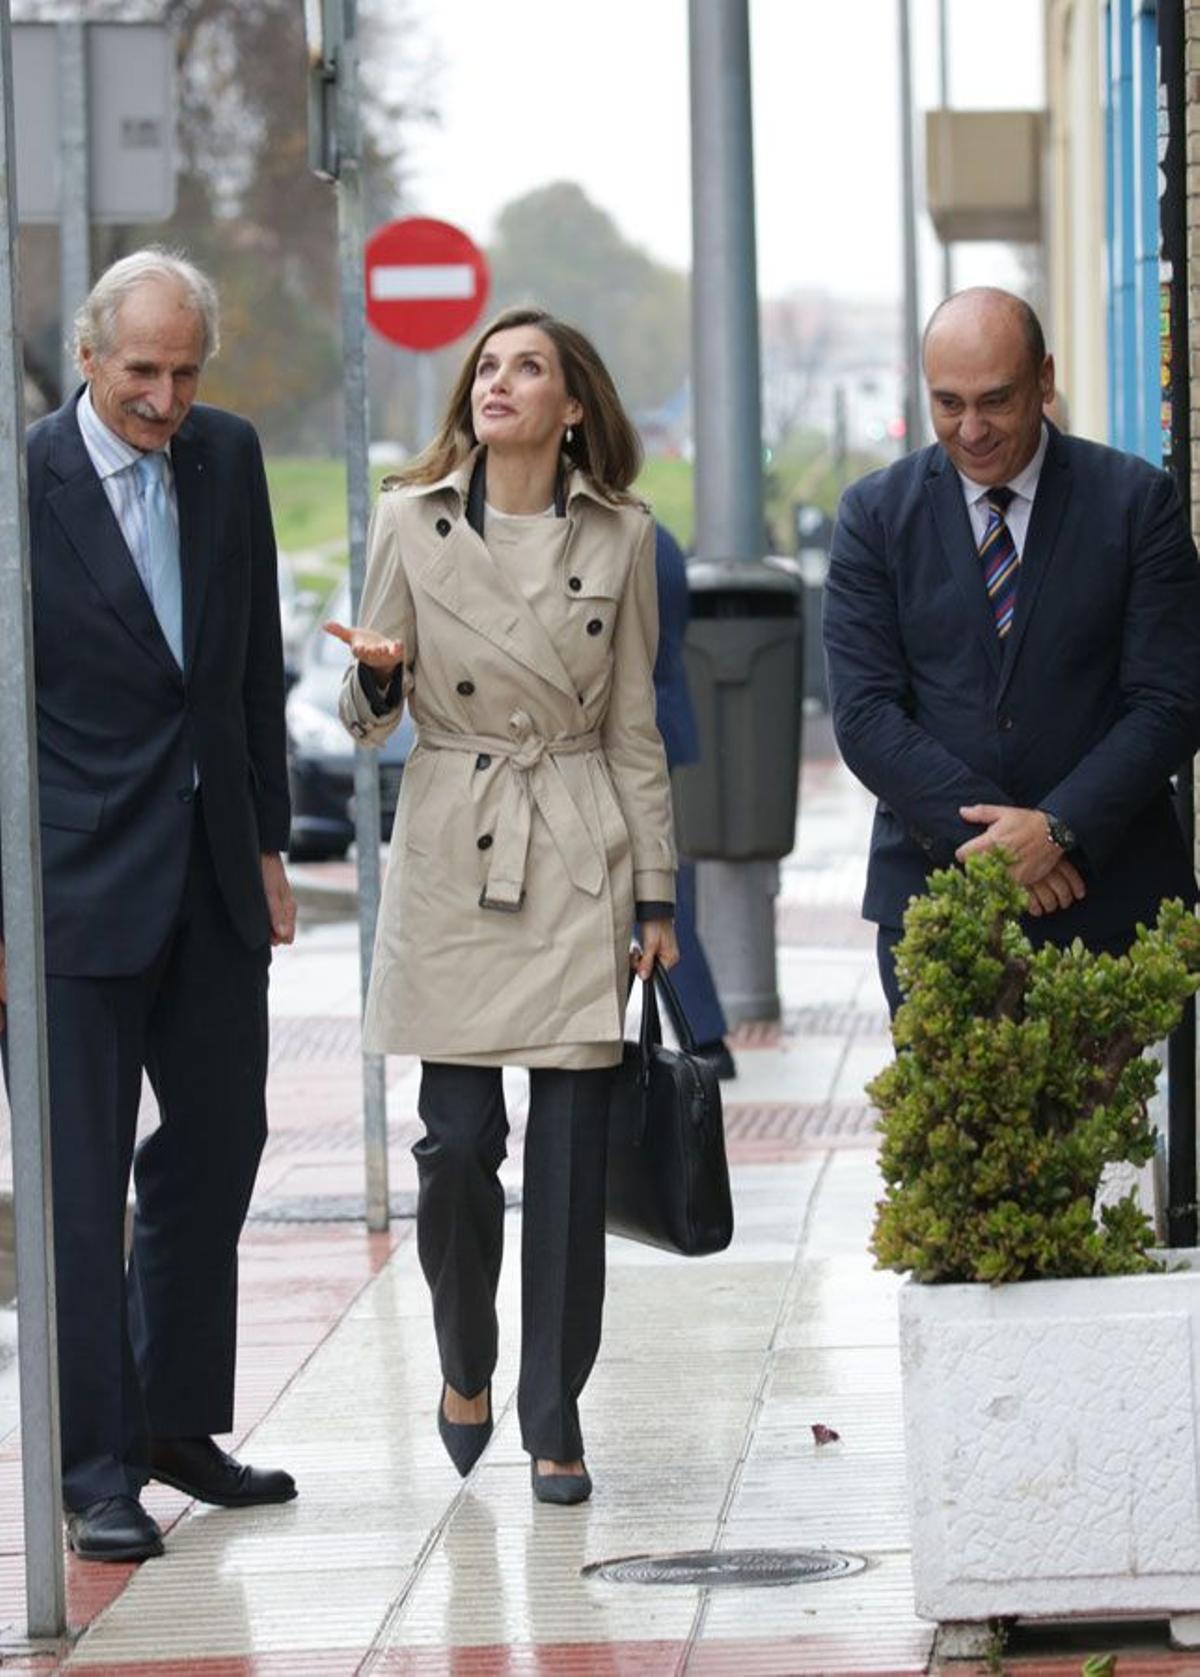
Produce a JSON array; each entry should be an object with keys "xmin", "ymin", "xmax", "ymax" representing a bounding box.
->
[
  {"xmin": 13, "ymin": 248, "xmax": 297, "ymax": 1562},
  {"xmin": 651, "ymin": 521, "xmax": 735, "ymax": 1078},
  {"xmin": 327, "ymin": 306, "xmax": 678, "ymax": 1505},
  {"xmin": 823, "ymin": 286, "xmax": 1200, "ymax": 1014}
]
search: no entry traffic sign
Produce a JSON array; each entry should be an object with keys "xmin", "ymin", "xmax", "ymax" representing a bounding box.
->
[{"xmin": 364, "ymin": 216, "xmax": 490, "ymax": 352}]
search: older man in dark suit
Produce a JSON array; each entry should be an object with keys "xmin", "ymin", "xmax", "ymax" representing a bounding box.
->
[
  {"xmin": 7, "ymin": 248, "xmax": 298, "ymax": 1560},
  {"xmin": 823, "ymin": 287, "xmax": 1200, "ymax": 1014}
]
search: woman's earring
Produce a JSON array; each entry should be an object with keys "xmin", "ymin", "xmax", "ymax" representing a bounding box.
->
[{"xmin": 565, "ymin": 426, "xmax": 574, "ymax": 446}]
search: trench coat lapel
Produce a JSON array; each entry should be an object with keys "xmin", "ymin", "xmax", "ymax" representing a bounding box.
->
[
  {"xmin": 926, "ymin": 450, "xmax": 1003, "ymax": 679},
  {"xmin": 171, "ymin": 422, "xmax": 214, "ymax": 676},
  {"xmin": 45, "ymin": 403, "xmax": 183, "ymax": 682},
  {"xmin": 418, "ymin": 517, "xmax": 580, "ymax": 700},
  {"xmin": 996, "ymin": 431, "xmax": 1072, "ymax": 696}
]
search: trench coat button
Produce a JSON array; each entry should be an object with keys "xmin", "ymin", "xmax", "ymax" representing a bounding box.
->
[
  {"xmin": 177, "ymin": 786, "xmax": 194, "ymax": 803},
  {"xmin": 475, "ymin": 753, "xmax": 491, "ymax": 770},
  {"xmin": 568, "ymin": 576, "xmax": 582, "ymax": 591},
  {"xmin": 436, "ymin": 517, "xmax": 452, "ymax": 537},
  {"xmin": 999, "ymin": 713, "xmax": 1014, "ymax": 732},
  {"xmin": 586, "ymin": 618, "xmax": 603, "ymax": 636},
  {"xmin": 476, "ymin": 833, "xmax": 494, "ymax": 850},
  {"xmin": 456, "ymin": 679, "xmax": 475, "ymax": 696}
]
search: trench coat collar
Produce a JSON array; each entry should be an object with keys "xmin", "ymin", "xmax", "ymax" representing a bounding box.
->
[
  {"xmin": 407, "ymin": 450, "xmax": 581, "ymax": 701},
  {"xmin": 406, "ymin": 446, "xmax": 628, "ymax": 514}
]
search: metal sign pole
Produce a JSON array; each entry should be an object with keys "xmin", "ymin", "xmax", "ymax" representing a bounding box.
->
[
  {"xmin": 688, "ymin": 0, "xmax": 781, "ymax": 1024},
  {"xmin": 937, "ymin": 0, "xmax": 953, "ymax": 301},
  {"xmin": 0, "ymin": 0, "xmax": 67, "ymax": 1642},
  {"xmin": 898, "ymin": 0, "xmax": 922, "ymax": 450},
  {"xmin": 332, "ymin": 4, "xmax": 389, "ymax": 1231},
  {"xmin": 56, "ymin": 19, "xmax": 88, "ymax": 402}
]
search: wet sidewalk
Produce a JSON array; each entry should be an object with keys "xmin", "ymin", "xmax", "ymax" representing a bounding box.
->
[{"xmin": 2, "ymin": 749, "xmax": 1194, "ymax": 1675}]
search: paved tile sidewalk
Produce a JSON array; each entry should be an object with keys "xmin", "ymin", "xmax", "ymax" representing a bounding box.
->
[{"xmin": 2, "ymin": 749, "xmax": 1192, "ymax": 1674}]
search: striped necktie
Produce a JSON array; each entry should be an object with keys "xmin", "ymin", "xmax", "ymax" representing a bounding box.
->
[
  {"xmin": 979, "ymin": 486, "xmax": 1019, "ymax": 639},
  {"xmin": 133, "ymin": 451, "xmax": 184, "ymax": 668}
]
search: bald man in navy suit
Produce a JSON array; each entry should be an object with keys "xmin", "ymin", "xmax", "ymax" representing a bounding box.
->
[{"xmin": 823, "ymin": 288, "xmax": 1200, "ymax": 1014}]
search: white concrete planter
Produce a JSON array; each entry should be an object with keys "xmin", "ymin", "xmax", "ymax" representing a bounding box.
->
[{"xmin": 899, "ymin": 1253, "xmax": 1200, "ymax": 1638}]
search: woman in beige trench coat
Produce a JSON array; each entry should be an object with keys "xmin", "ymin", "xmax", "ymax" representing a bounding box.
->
[{"xmin": 327, "ymin": 307, "xmax": 678, "ymax": 1504}]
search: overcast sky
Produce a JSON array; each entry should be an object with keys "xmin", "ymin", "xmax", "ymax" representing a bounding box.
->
[{"xmin": 401, "ymin": 0, "xmax": 1044, "ymax": 307}]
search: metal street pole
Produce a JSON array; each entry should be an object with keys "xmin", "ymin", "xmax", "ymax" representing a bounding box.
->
[
  {"xmin": 334, "ymin": 4, "xmax": 389, "ymax": 1232},
  {"xmin": 56, "ymin": 20, "xmax": 88, "ymax": 402},
  {"xmin": 688, "ymin": 0, "xmax": 779, "ymax": 1023},
  {"xmin": 898, "ymin": 0, "xmax": 923, "ymax": 450},
  {"xmin": 937, "ymin": 0, "xmax": 953, "ymax": 301},
  {"xmin": 0, "ymin": 0, "xmax": 67, "ymax": 1641},
  {"xmin": 415, "ymin": 352, "xmax": 436, "ymax": 451}
]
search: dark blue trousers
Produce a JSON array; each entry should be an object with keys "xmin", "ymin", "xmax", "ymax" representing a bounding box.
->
[
  {"xmin": 40, "ymin": 810, "xmax": 269, "ymax": 1509},
  {"xmin": 668, "ymin": 861, "xmax": 728, "ymax": 1046}
]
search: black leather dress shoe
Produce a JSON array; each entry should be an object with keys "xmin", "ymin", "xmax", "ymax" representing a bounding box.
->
[
  {"xmin": 696, "ymin": 1039, "xmax": 737, "ymax": 1080},
  {"xmin": 66, "ymin": 1496, "xmax": 164, "ymax": 1562},
  {"xmin": 149, "ymin": 1436, "xmax": 297, "ymax": 1507}
]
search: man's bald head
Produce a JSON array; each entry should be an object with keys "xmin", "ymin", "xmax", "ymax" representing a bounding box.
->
[
  {"xmin": 923, "ymin": 288, "xmax": 1046, "ymax": 374},
  {"xmin": 922, "ymin": 287, "xmax": 1055, "ymax": 486}
]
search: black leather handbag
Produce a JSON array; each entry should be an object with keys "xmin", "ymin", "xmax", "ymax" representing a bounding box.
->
[{"xmin": 606, "ymin": 962, "xmax": 734, "ymax": 1255}]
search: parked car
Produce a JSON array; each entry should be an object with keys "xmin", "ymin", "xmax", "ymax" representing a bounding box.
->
[
  {"xmin": 285, "ymin": 581, "xmax": 413, "ymax": 862},
  {"xmin": 278, "ymin": 564, "xmax": 323, "ymax": 692}
]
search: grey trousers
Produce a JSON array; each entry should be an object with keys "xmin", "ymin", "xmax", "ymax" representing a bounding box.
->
[{"xmin": 414, "ymin": 1060, "xmax": 613, "ymax": 1461}]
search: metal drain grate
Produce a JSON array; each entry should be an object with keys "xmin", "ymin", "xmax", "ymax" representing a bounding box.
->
[{"xmin": 584, "ymin": 1548, "xmax": 869, "ymax": 1589}]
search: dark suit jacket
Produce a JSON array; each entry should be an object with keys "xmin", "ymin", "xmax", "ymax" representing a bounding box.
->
[
  {"xmin": 24, "ymin": 392, "xmax": 290, "ymax": 975},
  {"xmin": 823, "ymin": 424, "xmax": 1200, "ymax": 944},
  {"xmin": 652, "ymin": 522, "xmax": 700, "ymax": 770}
]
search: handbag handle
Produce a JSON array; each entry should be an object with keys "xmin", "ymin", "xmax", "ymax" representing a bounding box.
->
[
  {"xmin": 651, "ymin": 961, "xmax": 699, "ymax": 1054},
  {"xmin": 628, "ymin": 959, "xmax": 700, "ymax": 1083}
]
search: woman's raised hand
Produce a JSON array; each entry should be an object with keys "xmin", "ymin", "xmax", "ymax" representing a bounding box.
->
[{"xmin": 323, "ymin": 620, "xmax": 405, "ymax": 678}]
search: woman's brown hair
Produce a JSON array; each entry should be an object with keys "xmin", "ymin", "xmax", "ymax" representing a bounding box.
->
[{"xmin": 388, "ymin": 306, "xmax": 643, "ymax": 502}]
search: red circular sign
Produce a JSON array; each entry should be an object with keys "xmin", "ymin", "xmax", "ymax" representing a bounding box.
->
[{"xmin": 364, "ymin": 217, "xmax": 490, "ymax": 352}]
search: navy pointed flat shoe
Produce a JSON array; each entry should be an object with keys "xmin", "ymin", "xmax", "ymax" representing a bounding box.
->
[
  {"xmin": 530, "ymin": 1459, "xmax": 592, "ymax": 1505},
  {"xmin": 437, "ymin": 1382, "xmax": 493, "ymax": 1477}
]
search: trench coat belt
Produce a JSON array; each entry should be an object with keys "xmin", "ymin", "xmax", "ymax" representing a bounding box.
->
[{"xmin": 418, "ymin": 713, "xmax": 606, "ymax": 910}]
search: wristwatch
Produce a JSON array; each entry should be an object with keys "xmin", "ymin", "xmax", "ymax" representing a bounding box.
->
[{"xmin": 1040, "ymin": 810, "xmax": 1077, "ymax": 853}]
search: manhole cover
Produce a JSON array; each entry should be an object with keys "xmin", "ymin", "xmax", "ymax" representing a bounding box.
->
[{"xmin": 583, "ymin": 1548, "xmax": 868, "ymax": 1588}]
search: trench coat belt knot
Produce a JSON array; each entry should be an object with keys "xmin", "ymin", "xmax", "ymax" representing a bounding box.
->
[{"xmin": 418, "ymin": 711, "xmax": 606, "ymax": 910}]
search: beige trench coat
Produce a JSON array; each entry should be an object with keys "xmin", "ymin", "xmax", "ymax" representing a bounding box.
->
[{"xmin": 338, "ymin": 451, "xmax": 677, "ymax": 1065}]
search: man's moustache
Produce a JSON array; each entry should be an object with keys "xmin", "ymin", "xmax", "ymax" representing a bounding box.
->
[{"xmin": 125, "ymin": 402, "xmax": 181, "ymax": 422}]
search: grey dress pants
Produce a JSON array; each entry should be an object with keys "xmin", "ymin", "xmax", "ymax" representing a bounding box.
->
[{"xmin": 415, "ymin": 1060, "xmax": 613, "ymax": 1461}]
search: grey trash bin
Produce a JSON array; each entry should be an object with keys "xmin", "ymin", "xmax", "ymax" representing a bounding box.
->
[{"xmin": 672, "ymin": 557, "xmax": 804, "ymax": 861}]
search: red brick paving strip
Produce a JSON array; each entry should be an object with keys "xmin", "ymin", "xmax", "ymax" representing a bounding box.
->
[{"xmin": 0, "ymin": 1224, "xmax": 401, "ymax": 1657}]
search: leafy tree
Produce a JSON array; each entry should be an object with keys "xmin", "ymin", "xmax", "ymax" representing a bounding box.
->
[
  {"xmin": 487, "ymin": 181, "xmax": 689, "ymax": 418},
  {"xmin": 14, "ymin": 0, "xmax": 433, "ymax": 447}
]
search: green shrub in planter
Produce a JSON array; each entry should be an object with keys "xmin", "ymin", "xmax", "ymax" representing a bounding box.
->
[{"xmin": 870, "ymin": 850, "xmax": 1200, "ymax": 1285}]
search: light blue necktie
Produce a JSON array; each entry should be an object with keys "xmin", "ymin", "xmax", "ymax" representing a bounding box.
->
[{"xmin": 133, "ymin": 451, "xmax": 183, "ymax": 668}]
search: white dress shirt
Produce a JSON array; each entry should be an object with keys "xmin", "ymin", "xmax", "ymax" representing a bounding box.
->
[{"xmin": 957, "ymin": 422, "xmax": 1049, "ymax": 559}]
